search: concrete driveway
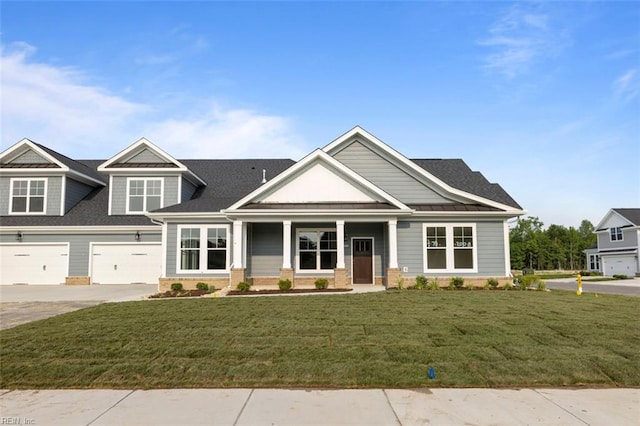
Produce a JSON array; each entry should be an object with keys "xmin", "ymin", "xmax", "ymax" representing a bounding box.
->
[{"xmin": 0, "ymin": 284, "xmax": 156, "ymax": 330}]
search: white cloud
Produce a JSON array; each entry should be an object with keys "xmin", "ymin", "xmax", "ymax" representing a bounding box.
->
[
  {"xmin": 478, "ymin": 5, "xmax": 570, "ymax": 79},
  {"xmin": 1, "ymin": 42, "xmax": 304, "ymax": 159},
  {"xmin": 613, "ymin": 69, "xmax": 639, "ymax": 102}
]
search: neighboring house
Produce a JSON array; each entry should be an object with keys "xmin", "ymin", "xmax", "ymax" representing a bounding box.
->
[
  {"xmin": 585, "ymin": 208, "xmax": 640, "ymax": 277},
  {"xmin": 0, "ymin": 126, "xmax": 525, "ymax": 289}
]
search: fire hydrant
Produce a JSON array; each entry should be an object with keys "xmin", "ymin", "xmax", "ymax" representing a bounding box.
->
[{"xmin": 576, "ymin": 274, "xmax": 582, "ymax": 296}]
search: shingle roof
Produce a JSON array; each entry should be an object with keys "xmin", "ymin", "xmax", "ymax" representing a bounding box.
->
[
  {"xmin": 34, "ymin": 143, "xmax": 106, "ymax": 184},
  {"xmin": 410, "ymin": 159, "xmax": 522, "ymax": 209},
  {"xmin": 613, "ymin": 208, "xmax": 640, "ymax": 226}
]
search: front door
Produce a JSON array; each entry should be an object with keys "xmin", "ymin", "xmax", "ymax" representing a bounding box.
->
[{"xmin": 353, "ymin": 238, "xmax": 373, "ymax": 284}]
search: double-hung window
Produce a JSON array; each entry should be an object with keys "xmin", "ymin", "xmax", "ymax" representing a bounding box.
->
[
  {"xmin": 610, "ymin": 227, "xmax": 623, "ymax": 242},
  {"xmin": 10, "ymin": 178, "xmax": 46, "ymax": 214},
  {"xmin": 297, "ymin": 229, "xmax": 337, "ymax": 272},
  {"xmin": 423, "ymin": 223, "xmax": 477, "ymax": 272},
  {"xmin": 127, "ymin": 178, "xmax": 162, "ymax": 213},
  {"xmin": 178, "ymin": 225, "xmax": 229, "ymax": 273},
  {"xmin": 589, "ymin": 254, "xmax": 600, "ymax": 271}
]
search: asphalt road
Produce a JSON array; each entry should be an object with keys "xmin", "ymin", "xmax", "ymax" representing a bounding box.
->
[{"xmin": 545, "ymin": 278, "xmax": 640, "ymax": 297}]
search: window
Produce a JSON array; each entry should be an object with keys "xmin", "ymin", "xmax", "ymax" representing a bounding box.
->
[
  {"xmin": 10, "ymin": 179, "xmax": 46, "ymax": 214},
  {"xmin": 297, "ymin": 229, "xmax": 337, "ymax": 271},
  {"xmin": 610, "ymin": 227, "xmax": 623, "ymax": 242},
  {"xmin": 589, "ymin": 255, "xmax": 600, "ymax": 271},
  {"xmin": 423, "ymin": 224, "xmax": 477, "ymax": 272},
  {"xmin": 127, "ymin": 178, "xmax": 162, "ymax": 213},
  {"xmin": 178, "ymin": 225, "xmax": 229, "ymax": 272}
]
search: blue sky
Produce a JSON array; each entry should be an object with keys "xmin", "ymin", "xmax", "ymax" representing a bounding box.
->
[{"xmin": 2, "ymin": 1, "xmax": 639, "ymax": 228}]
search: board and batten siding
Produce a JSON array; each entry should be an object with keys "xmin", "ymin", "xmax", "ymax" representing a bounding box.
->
[
  {"xmin": 247, "ymin": 223, "xmax": 283, "ymax": 277},
  {"xmin": 396, "ymin": 220, "xmax": 507, "ymax": 277},
  {"xmin": 0, "ymin": 231, "xmax": 161, "ymax": 276},
  {"xmin": 65, "ymin": 178, "xmax": 95, "ymax": 213},
  {"xmin": 165, "ymin": 222, "xmax": 234, "ymax": 277},
  {"xmin": 333, "ymin": 141, "xmax": 452, "ymax": 204},
  {"xmin": 0, "ymin": 176, "xmax": 62, "ymax": 216},
  {"xmin": 110, "ymin": 175, "xmax": 180, "ymax": 214}
]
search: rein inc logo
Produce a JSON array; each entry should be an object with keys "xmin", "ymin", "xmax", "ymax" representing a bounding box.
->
[{"xmin": 1, "ymin": 418, "xmax": 35, "ymax": 425}]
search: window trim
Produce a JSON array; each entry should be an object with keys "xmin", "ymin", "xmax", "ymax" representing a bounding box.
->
[
  {"xmin": 295, "ymin": 228, "xmax": 338, "ymax": 273},
  {"xmin": 610, "ymin": 227, "xmax": 623, "ymax": 242},
  {"xmin": 176, "ymin": 224, "xmax": 231, "ymax": 274},
  {"xmin": 589, "ymin": 254, "xmax": 600, "ymax": 271},
  {"xmin": 9, "ymin": 178, "xmax": 47, "ymax": 215},
  {"xmin": 126, "ymin": 177, "xmax": 164, "ymax": 214},
  {"xmin": 422, "ymin": 223, "xmax": 478, "ymax": 273}
]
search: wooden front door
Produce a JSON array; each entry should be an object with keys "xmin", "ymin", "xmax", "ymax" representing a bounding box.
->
[{"xmin": 353, "ymin": 238, "xmax": 373, "ymax": 284}]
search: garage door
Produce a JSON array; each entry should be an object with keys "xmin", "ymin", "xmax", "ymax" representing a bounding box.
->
[
  {"xmin": 604, "ymin": 255, "xmax": 637, "ymax": 276},
  {"xmin": 91, "ymin": 243, "xmax": 161, "ymax": 284},
  {"xmin": 0, "ymin": 244, "xmax": 68, "ymax": 285}
]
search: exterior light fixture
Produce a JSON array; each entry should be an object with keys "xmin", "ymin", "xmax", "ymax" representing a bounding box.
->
[
  {"xmin": 16, "ymin": 231, "xmax": 23, "ymax": 242},
  {"xmin": 135, "ymin": 231, "xmax": 141, "ymax": 241}
]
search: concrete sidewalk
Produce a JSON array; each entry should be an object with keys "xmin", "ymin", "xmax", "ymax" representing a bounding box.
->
[{"xmin": 1, "ymin": 388, "xmax": 638, "ymax": 425}]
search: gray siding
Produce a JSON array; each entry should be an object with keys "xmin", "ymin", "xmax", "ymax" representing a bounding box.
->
[
  {"xmin": 11, "ymin": 149, "xmax": 51, "ymax": 164},
  {"xmin": 127, "ymin": 148, "xmax": 168, "ymax": 163},
  {"xmin": 333, "ymin": 141, "xmax": 452, "ymax": 204},
  {"xmin": 165, "ymin": 222, "xmax": 233, "ymax": 277},
  {"xmin": 344, "ymin": 223, "xmax": 385, "ymax": 277},
  {"xmin": 181, "ymin": 178, "xmax": 198, "ymax": 202},
  {"xmin": 65, "ymin": 178, "xmax": 94, "ymax": 213},
  {"xmin": 0, "ymin": 176, "xmax": 62, "ymax": 215},
  {"xmin": 597, "ymin": 229, "xmax": 639, "ymax": 250},
  {"xmin": 0, "ymin": 231, "xmax": 161, "ymax": 276},
  {"xmin": 396, "ymin": 220, "xmax": 506, "ymax": 278},
  {"xmin": 247, "ymin": 223, "xmax": 283, "ymax": 276},
  {"xmin": 111, "ymin": 176, "xmax": 180, "ymax": 214}
]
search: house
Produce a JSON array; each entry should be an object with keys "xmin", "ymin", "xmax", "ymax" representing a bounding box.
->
[
  {"xmin": 0, "ymin": 126, "xmax": 525, "ymax": 289},
  {"xmin": 585, "ymin": 208, "xmax": 640, "ymax": 277}
]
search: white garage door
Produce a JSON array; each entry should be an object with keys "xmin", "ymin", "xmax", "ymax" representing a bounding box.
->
[
  {"xmin": 91, "ymin": 243, "xmax": 161, "ymax": 284},
  {"xmin": 0, "ymin": 244, "xmax": 68, "ymax": 285},
  {"xmin": 604, "ymin": 255, "xmax": 637, "ymax": 276}
]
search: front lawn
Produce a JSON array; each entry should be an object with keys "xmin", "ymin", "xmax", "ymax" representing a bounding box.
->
[{"xmin": 1, "ymin": 291, "xmax": 638, "ymax": 389}]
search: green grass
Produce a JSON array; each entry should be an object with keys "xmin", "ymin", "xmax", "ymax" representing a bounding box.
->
[{"xmin": 1, "ymin": 291, "xmax": 639, "ymax": 389}]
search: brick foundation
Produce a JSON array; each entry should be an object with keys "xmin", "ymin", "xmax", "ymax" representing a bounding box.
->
[
  {"xmin": 65, "ymin": 276, "xmax": 91, "ymax": 286},
  {"xmin": 158, "ymin": 277, "xmax": 228, "ymax": 292},
  {"xmin": 333, "ymin": 268, "xmax": 348, "ymax": 288},
  {"xmin": 385, "ymin": 268, "xmax": 402, "ymax": 288},
  {"xmin": 230, "ymin": 268, "xmax": 246, "ymax": 288}
]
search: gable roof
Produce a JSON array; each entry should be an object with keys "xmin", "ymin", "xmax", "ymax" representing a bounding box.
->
[
  {"xmin": 323, "ymin": 126, "xmax": 524, "ymax": 213},
  {"xmin": 613, "ymin": 208, "xmax": 640, "ymax": 226},
  {"xmin": 595, "ymin": 208, "xmax": 640, "ymax": 231}
]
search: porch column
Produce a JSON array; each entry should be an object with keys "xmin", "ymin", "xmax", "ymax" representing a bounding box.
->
[
  {"xmin": 388, "ymin": 219, "xmax": 398, "ymax": 269},
  {"xmin": 282, "ymin": 220, "xmax": 292, "ymax": 269},
  {"xmin": 233, "ymin": 220, "xmax": 244, "ymax": 269},
  {"xmin": 336, "ymin": 220, "xmax": 345, "ymax": 269}
]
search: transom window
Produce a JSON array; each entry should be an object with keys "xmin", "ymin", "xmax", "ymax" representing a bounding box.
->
[
  {"xmin": 127, "ymin": 178, "xmax": 162, "ymax": 213},
  {"xmin": 297, "ymin": 229, "xmax": 337, "ymax": 271},
  {"xmin": 423, "ymin": 224, "xmax": 477, "ymax": 272},
  {"xmin": 178, "ymin": 225, "xmax": 229, "ymax": 272},
  {"xmin": 10, "ymin": 179, "xmax": 46, "ymax": 214},
  {"xmin": 610, "ymin": 227, "xmax": 623, "ymax": 242}
]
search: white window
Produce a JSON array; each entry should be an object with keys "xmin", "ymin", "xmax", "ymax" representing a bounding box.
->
[
  {"xmin": 589, "ymin": 255, "xmax": 600, "ymax": 271},
  {"xmin": 177, "ymin": 225, "xmax": 229, "ymax": 273},
  {"xmin": 10, "ymin": 178, "xmax": 47, "ymax": 214},
  {"xmin": 423, "ymin": 223, "xmax": 477, "ymax": 272},
  {"xmin": 127, "ymin": 178, "xmax": 163, "ymax": 213},
  {"xmin": 297, "ymin": 229, "xmax": 337, "ymax": 272},
  {"xmin": 610, "ymin": 227, "xmax": 623, "ymax": 242}
]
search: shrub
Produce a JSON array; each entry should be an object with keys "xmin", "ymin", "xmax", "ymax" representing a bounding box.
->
[
  {"xmin": 536, "ymin": 280, "xmax": 547, "ymax": 291},
  {"xmin": 483, "ymin": 282, "xmax": 491, "ymax": 290},
  {"xmin": 428, "ymin": 279, "xmax": 440, "ymax": 291},
  {"xmin": 503, "ymin": 282, "xmax": 512, "ymax": 291},
  {"xmin": 450, "ymin": 277, "xmax": 464, "ymax": 289},
  {"xmin": 396, "ymin": 275, "xmax": 406, "ymax": 290},
  {"xmin": 236, "ymin": 281, "xmax": 251, "ymax": 292},
  {"xmin": 613, "ymin": 274, "xmax": 628, "ymax": 280},
  {"xmin": 517, "ymin": 275, "xmax": 542, "ymax": 291},
  {"xmin": 196, "ymin": 282, "xmax": 209, "ymax": 291},
  {"xmin": 465, "ymin": 282, "xmax": 475, "ymax": 291},
  {"xmin": 487, "ymin": 278, "xmax": 499, "ymax": 289},
  {"xmin": 278, "ymin": 279, "xmax": 292, "ymax": 291},
  {"xmin": 170, "ymin": 282, "xmax": 183, "ymax": 292},
  {"xmin": 315, "ymin": 278, "xmax": 329, "ymax": 290},
  {"xmin": 448, "ymin": 281, "xmax": 456, "ymax": 291},
  {"xmin": 415, "ymin": 275, "xmax": 428, "ymax": 290}
]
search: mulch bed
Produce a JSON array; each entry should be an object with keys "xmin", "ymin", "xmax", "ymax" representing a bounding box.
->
[
  {"xmin": 149, "ymin": 289, "xmax": 210, "ymax": 298},
  {"xmin": 227, "ymin": 288, "xmax": 353, "ymax": 296}
]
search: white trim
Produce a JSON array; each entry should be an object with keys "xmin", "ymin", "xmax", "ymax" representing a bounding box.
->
[
  {"xmin": 422, "ymin": 223, "xmax": 478, "ymax": 273},
  {"xmin": 322, "ymin": 126, "xmax": 526, "ymax": 215},
  {"xmin": 227, "ymin": 149, "xmax": 410, "ymax": 211},
  {"xmin": 336, "ymin": 220, "xmax": 345, "ymax": 269},
  {"xmin": 160, "ymin": 222, "xmax": 168, "ymax": 282},
  {"xmin": 351, "ymin": 236, "xmax": 375, "ymax": 285},
  {"xmin": 108, "ymin": 175, "xmax": 114, "ymax": 216},
  {"xmin": 125, "ymin": 177, "xmax": 164, "ymax": 215},
  {"xmin": 60, "ymin": 175, "xmax": 66, "ymax": 216},
  {"xmin": 282, "ymin": 220, "xmax": 292, "ymax": 269},
  {"xmin": 609, "ymin": 227, "xmax": 624, "ymax": 242},
  {"xmin": 233, "ymin": 220, "xmax": 243, "ymax": 269},
  {"xmin": 176, "ymin": 224, "xmax": 231, "ymax": 274},
  {"xmin": 295, "ymin": 227, "xmax": 338, "ymax": 273},
  {"xmin": 8, "ymin": 177, "xmax": 48, "ymax": 215},
  {"xmin": 0, "ymin": 225, "xmax": 159, "ymax": 234},
  {"xmin": 388, "ymin": 220, "xmax": 398, "ymax": 269},
  {"xmin": 503, "ymin": 220, "xmax": 511, "ymax": 276}
]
